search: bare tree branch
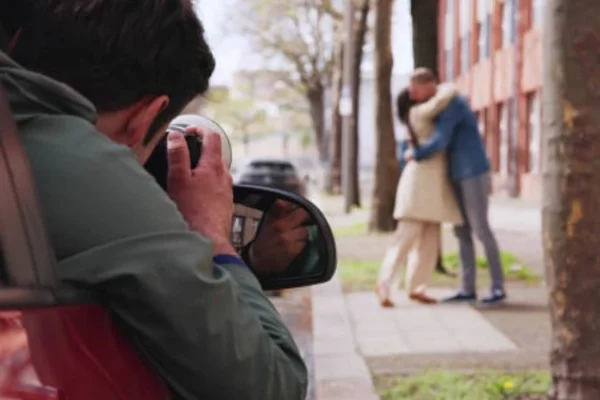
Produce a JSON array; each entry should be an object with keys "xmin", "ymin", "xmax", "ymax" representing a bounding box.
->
[{"xmin": 224, "ymin": 0, "xmax": 341, "ymax": 159}]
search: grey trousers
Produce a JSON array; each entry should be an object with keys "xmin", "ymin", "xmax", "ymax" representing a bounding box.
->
[{"xmin": 453, "ymin": 173, "xmax": 505, "ymax": 294}]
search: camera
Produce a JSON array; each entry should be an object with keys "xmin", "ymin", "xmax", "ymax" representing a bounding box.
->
[{"xmin": 144, "ymin": 115, "xmax": 232, "ymax": 191}]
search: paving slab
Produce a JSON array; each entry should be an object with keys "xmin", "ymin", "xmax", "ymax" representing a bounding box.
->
[
  {"xmin": 346, "ymin": 289, "xmax": 518, "ymax": 358},
  {"xmin": 363, "ymin": 286, "xmax": 550, "ymax": 375},
  {"xmin": 311, "ymin": 276, "xmax": 379, "ymax": 400},
  {"xmin": 317, "ymin": 378, "xmax": 379, "ymax": 400}
]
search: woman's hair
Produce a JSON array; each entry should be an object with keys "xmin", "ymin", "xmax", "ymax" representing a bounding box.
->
[
  {"xmin": 396, "ymin": 88, "xmax": 415, "ymax": 125},
  {"xmin": 396, "ymin": 88, "xmax": 419, "ymax": 147}
]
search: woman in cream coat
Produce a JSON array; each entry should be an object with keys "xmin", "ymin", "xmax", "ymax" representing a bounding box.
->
[{"xmin": 376, "ymin": 84, "xmax": 463, "ymax": 307}]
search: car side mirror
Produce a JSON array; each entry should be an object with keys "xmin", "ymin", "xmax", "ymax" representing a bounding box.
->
[{"xmin": 232, "ymin": 184, "xmax": 337, "ymax": 291}]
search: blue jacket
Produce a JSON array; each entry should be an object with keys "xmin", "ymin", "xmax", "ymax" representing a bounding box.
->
[
  {"xmin": 396, "ymin": 139, "xmax": 409, "ymax": 170},
  {"xmin": 413, "ymin": 96, "xmax": 490, "ymax": 181}
]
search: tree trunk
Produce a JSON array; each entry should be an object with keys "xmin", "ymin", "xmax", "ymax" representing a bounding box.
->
[
  {"xmin": 410, "ymin": 0, "xmax": 439, "ymax": 75},
  {"xmin": 327, "ymin": 41, "xmax": 344, "ymax": 195},
  {"xmin": 369, "ymin": 0, "xmax": 398, "ymax": 232},
  {"xmin": 307, "ymin": 85, "xmax": 327, "ymax": 162},
  {"xmin": 411, "ymin": 0, "xmax": 448, "ymax": 269},
  {"xmin": 349, "ymin": 0, "xmax": 370, "ymax": 208},
  {"xmin": 544, "ymin": 1, "xmax": 600, "ymax": 399}
]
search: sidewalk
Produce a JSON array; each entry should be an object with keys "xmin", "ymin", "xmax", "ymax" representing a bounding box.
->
[
  {"xmin": 312, "ymin": 195, "xmax": 549, "ymax": 399},
  {"xmin": 312, "ymin": 276, "xmax": 379, "ymax": 400},
  {"xmin": 352, "ymin": 285, "xmax": 550, "ymax": 376}
]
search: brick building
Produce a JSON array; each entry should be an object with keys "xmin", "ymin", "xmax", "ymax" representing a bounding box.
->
[{"xmin": 438, "ymin": 0, "xmax": 544, "ymax": 199}]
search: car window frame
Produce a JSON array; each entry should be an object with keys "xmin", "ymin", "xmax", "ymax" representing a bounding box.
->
[{"xmin": 0, "ymin": 80, "xmax": 58, "ymax": 308}]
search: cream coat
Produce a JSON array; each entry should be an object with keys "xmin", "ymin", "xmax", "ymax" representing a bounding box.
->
[{"xmin": 393, "ymin": 84, "xmax": 463, "ymax": 225}]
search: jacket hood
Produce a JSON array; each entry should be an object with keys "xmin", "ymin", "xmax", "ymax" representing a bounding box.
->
[{"xmin": 0, "ymin": 51, "xmax": 96, "ymax": 123}]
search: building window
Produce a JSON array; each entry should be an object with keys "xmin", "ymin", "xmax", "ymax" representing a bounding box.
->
[
  {"xmin": 477, "ymin": 0, "xmax": 491, "ymax": 61},
  {"xmin": 532, "ymin": 0, "xmax": 545, "ymax": 28},
  {"xmin": 478, "ymin": 109, "xmax": 491, "ymax": 164},
  {"xmin": 446, "ymin": 50, "xmax": 454, "ymax": 80},
  {"xmin": 478, "ymin": 109, "xmax": 487, "ymax": 138},
  {"xmin": 460, "ymin": 34, "xmax": 470, "ymax": 73},
  {"xmin": 528, "ymin": 93, "xmax": 541, "ymax": 173},
  {"xmin": 445, "ymin": 0, "xmax": 455, "ymax": 80},
  {"xmin": 459, "ymin": 0, "xmax": 471, "ymax": 73},
  {"xmin": 501, "ymin": 0, "xmax": 517, "ymax": 47},
  {"xmin": 499, "ymin": 102, "xmax": 510, "ymax": 175},
  {"xmin": 459, "ymin": 0, "xmax": 470, "ymax": 32},
  {"xmin": 444, "ymin": 2, "xmax": 454, "ymax": 51}
]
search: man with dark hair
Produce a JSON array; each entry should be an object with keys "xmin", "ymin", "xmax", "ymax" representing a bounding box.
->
[
  {"xmin": 405, "ymin": 67, "xmax": 506, "ymax": 306},
  {"xmin": 9, "ymin": 0, "xmax": 216, "ymax": 152},
  {"xmin": 0, "ymin": 1, "xmax": 307, "ymax": 399}
]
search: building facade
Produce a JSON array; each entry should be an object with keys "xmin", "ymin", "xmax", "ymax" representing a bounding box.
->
[{"xmin": 438, "ymin": 0, "xmax": 544, "ymax": 199}]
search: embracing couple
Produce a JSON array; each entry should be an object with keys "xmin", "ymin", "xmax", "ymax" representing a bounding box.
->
[{"xmin": 376, "ymin": 67, "xmax": 506, "ymax": 308}]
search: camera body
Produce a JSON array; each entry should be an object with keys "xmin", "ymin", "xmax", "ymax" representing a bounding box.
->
[{"xmin": 144, "ymin": 115, "xmax": 232, "ymax": 191}]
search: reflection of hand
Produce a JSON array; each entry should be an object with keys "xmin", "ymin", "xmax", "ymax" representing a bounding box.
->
[
  {"xmin": 166, "ymin": 129, "xmax": 236, "ymax": 256},
  {"xmin": 404, "ymin": 148, "xmax": 414, "ymax": 162},
  {"xmin": 249, "ymin": 201, "xmax": 310, "ymax": 274}
]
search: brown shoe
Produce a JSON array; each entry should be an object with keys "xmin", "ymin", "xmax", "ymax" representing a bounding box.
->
[
  {"xmin": 376, "ymin": 286, "xmax": 395, "ymax": 308},
  {"xmin": 409, "ymin": 292, "xmax": 437, "ymax": 305},
  {"xmin": 380, "ymin": 298, "xmax": 395, "ymax": 308}
]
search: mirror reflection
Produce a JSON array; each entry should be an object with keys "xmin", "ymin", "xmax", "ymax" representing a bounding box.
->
[{"xmin": 232, "ymin": 195, "xmax": 328, "ymax": 281}]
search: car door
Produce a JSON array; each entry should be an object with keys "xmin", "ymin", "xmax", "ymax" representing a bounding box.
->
[{"xmin": 0, "ymin": 83, "xmax": 170, "ymax": 400}]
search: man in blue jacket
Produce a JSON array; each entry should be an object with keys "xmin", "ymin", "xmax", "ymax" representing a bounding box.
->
[{"xmin": 404, "ymin": 68, "xmax": 506, "ymax": 305}]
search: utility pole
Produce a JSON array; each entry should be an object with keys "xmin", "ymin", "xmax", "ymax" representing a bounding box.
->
[{"xmin": 340, "ymin": 0, "xmax": 355, "ymax": 214}]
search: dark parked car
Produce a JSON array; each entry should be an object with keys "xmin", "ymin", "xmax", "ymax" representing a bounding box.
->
[{"xmin": 235, "ymin": 158, "xmax": 307, "ymax": 197}]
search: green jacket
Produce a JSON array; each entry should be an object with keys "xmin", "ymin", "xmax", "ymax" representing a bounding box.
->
[{"xmin": 0, "ymin": 51, "xmax": 307, "ymax": 400}]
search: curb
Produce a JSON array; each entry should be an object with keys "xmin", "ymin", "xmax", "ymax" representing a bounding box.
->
[{"xmin": 312, "ymin": 275, "xmax": 379, "ymax": 400}]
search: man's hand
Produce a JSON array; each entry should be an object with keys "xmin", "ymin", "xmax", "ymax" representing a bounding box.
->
[
  {"xmin": 404, "ymin": 148, "xmax": 414, "ymax": 162},
  {"xmin": 167, "ymin": 128, "xmax": 236, "ymax": 256},
  {"xmin": 249, "ymin": 201, "xmax": 310, "ymax": 274}
]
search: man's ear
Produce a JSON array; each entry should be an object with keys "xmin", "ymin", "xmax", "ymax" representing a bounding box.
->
[{"xmin": 124, "ymin": 95, "xmax": 170, "ymax": 147}]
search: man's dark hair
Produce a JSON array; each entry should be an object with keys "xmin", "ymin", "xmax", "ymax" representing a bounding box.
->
[
  {"xmin": 0, "ymin": 1, "xmax": 26, "ymax": 51},
  {"xmin": 3, "ymin": 0, "xmax": 215, "ymax": 143},
  {"xmin": 0, "ymin": 27, "xmax": 8, "ymax": 49}
]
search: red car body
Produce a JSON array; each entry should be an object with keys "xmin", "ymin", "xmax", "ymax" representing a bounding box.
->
[{"xmin": 0, "ymin": 307, "xmax": 170, "ymax": 400}]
